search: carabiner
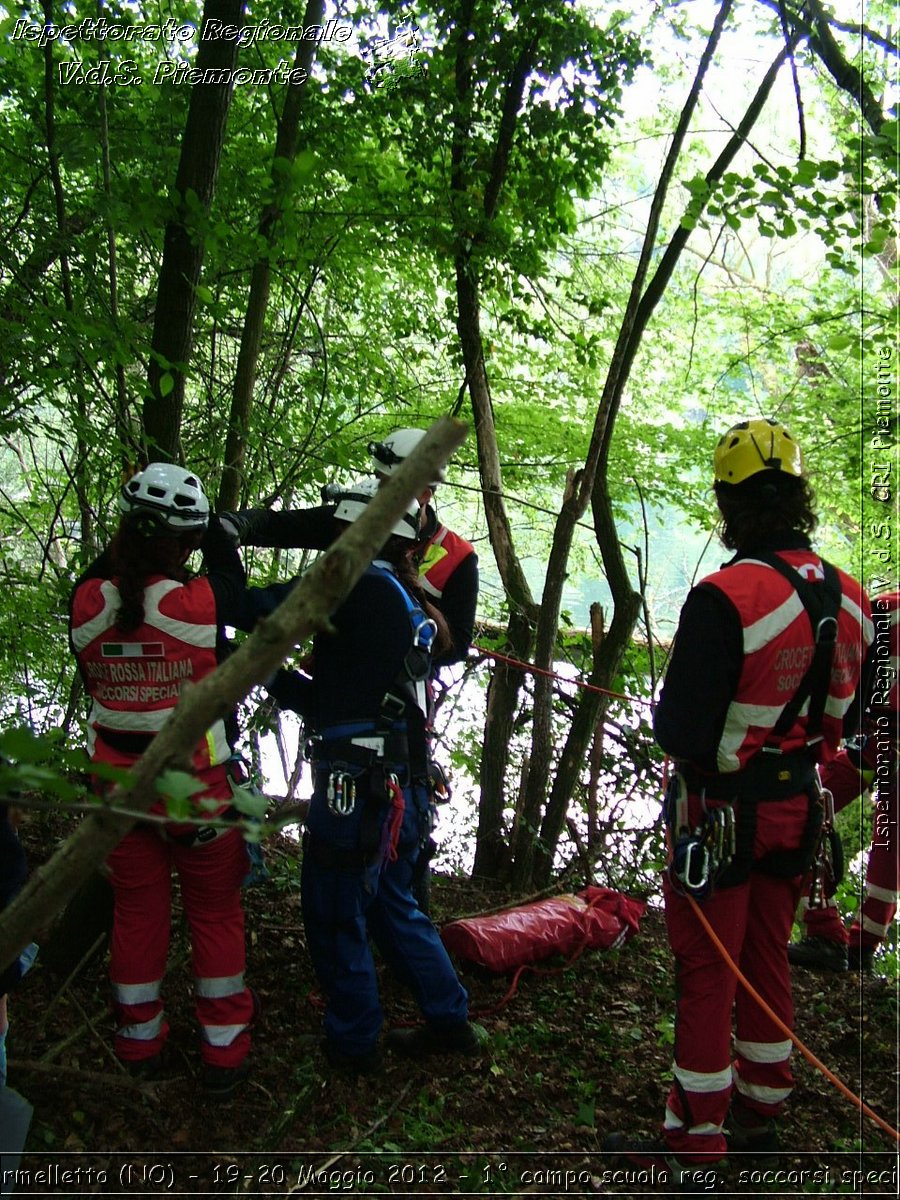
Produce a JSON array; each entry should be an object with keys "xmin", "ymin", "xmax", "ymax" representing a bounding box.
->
[{"xmin": 413, "ymin": 616, "xmax": 437, "ymax": 649}]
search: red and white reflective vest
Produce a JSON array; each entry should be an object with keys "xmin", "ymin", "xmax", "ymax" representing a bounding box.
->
[
  {"xmin": 702, "ymin": 550, "xmax": 873, "ymax": 773},
  {"xmin": 71, "ymin": 575, "xmax": 230, "ymax": 770},
  {"xmin": 418, "ymin": 525, "xmax": 474, "ymax": 600}
]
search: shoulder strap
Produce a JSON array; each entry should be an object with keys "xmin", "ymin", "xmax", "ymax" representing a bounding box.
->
[
  {"xmin": 368, "ymin": 565, "xmax": 436, "ymax": 762},
  {"xmin": 750, "ymin": 552, "xmax": 842, "ymax": 745}
]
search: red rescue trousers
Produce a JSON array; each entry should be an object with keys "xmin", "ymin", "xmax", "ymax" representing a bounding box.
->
[
  {"xmin": 107, "ymin": 803, "xmax": 253, "ymax": 1068},
  {"xmin": 662, "ymin": 791, "xmax": 808, "ymax": 1162}
]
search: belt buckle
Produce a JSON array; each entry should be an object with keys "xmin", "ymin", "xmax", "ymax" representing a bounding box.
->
[{"xmin": 350, "ymin": 736, "xmax": 386, "ymax": 754}]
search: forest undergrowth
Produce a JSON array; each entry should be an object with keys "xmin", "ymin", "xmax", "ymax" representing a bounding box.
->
[{"xmin": 4, "ymin": 822, "xmax": 898, "ymax": 1198}]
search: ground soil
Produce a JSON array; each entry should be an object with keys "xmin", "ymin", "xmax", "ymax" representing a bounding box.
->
[{"xmin": 3, "ymin": 828, "xmax": 898, "ymax": 1198}]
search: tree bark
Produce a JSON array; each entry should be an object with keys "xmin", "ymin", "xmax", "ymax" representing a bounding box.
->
[
  {"xmin": 534, "ymin": 467, "xmax": 642, "ymax": 888},
  {"xmin": 0, "ymin": 419, "xmax": 467, "ymax": 977},
  {"xmin": 217, "ymin": 0, "xmax": 326, "ymax": 512},
  {"xmin": 508, "ymin": 0, "xmax": 736, "ymax": 886},
  {"xmin": 450, "ymin": 3, "xmax": 540, "ymax": 880},
  {"xmin": 143, "ymin": 0, "xmax": 247, "ymax": 463}
]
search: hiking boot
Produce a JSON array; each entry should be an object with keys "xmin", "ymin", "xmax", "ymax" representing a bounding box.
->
[
  {"xmin": 848, "ymin": 944, "xmax": 876, "ymax": 974},
  {"xmin": 725, "ymin": 1103, "xmax": 779, "ymax": 1159},
  {"xmin": 321, "ymin": 1040, "xmax": 382, "ymax": 1076},
  {"xmin": 385, "ymin": 1021, "xmax": 482, "ymax": 1058},
  {"xmin": 123, "ymin": 1054, "xmax": 162, "ymax": 1082},
  {"xmin": 787, "ymin": 936, "xmax": 848, "ymax": 972},
  {"xmin": 200, "ymin": 1058, "xmax": 250, "ymax": 1100},
  {"xmin": 602, "ymin": 1132, "xmax": 720, "ymax": 1191}
]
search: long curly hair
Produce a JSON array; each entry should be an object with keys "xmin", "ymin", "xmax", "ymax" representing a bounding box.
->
[
  {"xmin": 714, "ymin": 472, "xmax": 818, "ymax": 551},
  {"xmin": 108, "ymin": 520, "xmax": 204, "ymax": 633}
]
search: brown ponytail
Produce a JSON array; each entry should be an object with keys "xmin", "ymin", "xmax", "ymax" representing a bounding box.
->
[{"xmin": 108, "ymin": 522, "xmax": 203, "ymax": 633}]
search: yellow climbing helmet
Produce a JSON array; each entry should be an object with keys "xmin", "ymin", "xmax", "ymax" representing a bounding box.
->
[{"xmin": 713, "ymin": 418, "xmax": 804, "ymax": 484}]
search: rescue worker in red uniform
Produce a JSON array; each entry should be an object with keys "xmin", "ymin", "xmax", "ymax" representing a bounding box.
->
[
  {"xmin": 604, "ymin": 418, "xmax": 872, "ymax": 1176},
  {"xmin": 222, "ymin": 427, "xmax": 478, "ymax": 667},
  {"xmin": 69, "ymin": 464, "xmax": 256, "ymax": 1097},
  {"xmin": 789, "ymin": 589, "xmax": 898, "ymax": 973}
]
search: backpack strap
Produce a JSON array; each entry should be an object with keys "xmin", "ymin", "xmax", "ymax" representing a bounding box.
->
[
  {"xmin": 748, "ymin": 552, "xmax": 842, "ymax": 749},
  {"xmin": 368, "ymin": 563, "xmax": 435, "ymax": 773}
]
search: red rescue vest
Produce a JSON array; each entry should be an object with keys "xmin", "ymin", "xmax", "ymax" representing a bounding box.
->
[
  {"xmin": 71, "ymin": 575, "xmax": 230, "ymax": 771},
  {"xmin": 702, "ymin": 550, "xmax": 873, "ymax": 773},
  {"xmin": 418, "ymin": 525, "xmax": 474, "ymax": 600}
]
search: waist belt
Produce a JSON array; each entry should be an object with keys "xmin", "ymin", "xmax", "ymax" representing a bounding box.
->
[
  {"xmin": 680, "ymin": 751, "xmax": 817, "ymax": 802},
  {"xmin": 308, "ymin": 733, "xmax": 410, "ymax": 767}
]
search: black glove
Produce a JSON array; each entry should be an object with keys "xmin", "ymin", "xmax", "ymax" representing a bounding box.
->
[{"xmin": 219, "ymin": 509, "xmax": 267, "ymax": 546}]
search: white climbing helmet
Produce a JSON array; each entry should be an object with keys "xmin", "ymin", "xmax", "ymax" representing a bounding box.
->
[
  {"xmin": 334, "ymin": 478, "xmax": 421, "ymax": 540},
  {"xmin": 120, "ymin": 464, "xmax": 210, "ymax": 533},
  {"xmin": 367, "ymin": 428, "xmax": 446, "ymax": 487}
]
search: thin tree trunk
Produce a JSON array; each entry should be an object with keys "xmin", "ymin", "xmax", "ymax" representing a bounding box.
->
[
  {"xmin": 450, "ymin": 3, "xmax": 539, "ymax": 880},
  {"xmin": 526, "ymin": 22, "xmax": 797, "ymax": 888},
  {"xmin": 143, "ymin": 0, "xmax": 246, "ymax": 462},
  {"xmin": 217, "ymin": 0, "xmax": 326, "ymax": 512},
  {"xmin": 507, "ymin": 0, "xmax": 736, "ymax": 886},
  {"xmin": 42, "ymin": 0, "xmax": 95, "ymax": 561}
]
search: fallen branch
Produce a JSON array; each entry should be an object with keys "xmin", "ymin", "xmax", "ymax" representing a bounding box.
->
[{"xmin": 285, "ymin": 1081, "xmax": 414, "ymax": 1196}]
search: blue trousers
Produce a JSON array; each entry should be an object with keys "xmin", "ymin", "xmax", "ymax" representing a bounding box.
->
[{"xmin": 301, "ymin": 779, "xmax": 468, "ymax": 1057}]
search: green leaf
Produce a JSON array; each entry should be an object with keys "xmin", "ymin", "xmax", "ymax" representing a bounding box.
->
[
  {"xmin": 229, "ymin": 784, "xmax": 269, "ymax": 821},
  {"xmin": 159, "ymin": 372, "xmax": 174, "ymax": 397}
]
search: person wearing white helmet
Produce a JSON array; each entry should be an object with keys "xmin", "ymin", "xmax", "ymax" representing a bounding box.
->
[
  {"xmin": 68, "ymin": 463, "xmax": 257, "ymax": 1099},
  {"xmin": 223, "ymin": 426, "xmax": 478, "ymax": 667},
  {"xmin": 604, "ymin": 418, "xmax": 873, "ymax": 1177},
  {"xmin": 261, "ymin": 478, "xmax": 480, "ymax": 1072}
]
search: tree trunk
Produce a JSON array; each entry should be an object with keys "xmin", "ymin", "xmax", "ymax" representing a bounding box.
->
[
  {"xmin": 0, "ymin": 420, "xmax": 467, "ymax": 977},
  {"xmin": 450, "ymin": 4, "xmax": 540, "ymax": 880},
  {"xmin": 216, "ymin": 0, "xmax": 326, "ymax": 512},
  {"xmin": 533, "ymin": 468, "xmax": 642, "ymax": 888},
  {"xmin": 516, "ymin": 0, "xmax": 763, "ymax": 887},
  {"xmin": 524, "ymin": 13, "xmax": 798, "ymax": 889},
  {"xmin": 143, "ymin": 0, "xmax": 247, "ymax": 463}
]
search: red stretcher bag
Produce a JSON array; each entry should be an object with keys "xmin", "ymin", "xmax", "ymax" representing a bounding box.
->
[{"xmin": 440, "ymin": 886, "xmax": 645, "ymax": 974}]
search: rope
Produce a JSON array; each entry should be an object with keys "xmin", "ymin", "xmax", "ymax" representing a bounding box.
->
[
  {"xmin": 686, "ymin": 893, "xmax": 900, "ymax": 1145},
  {"xmin": 472, "ymin": 644, "xmax": 655, "ymax": 709}
]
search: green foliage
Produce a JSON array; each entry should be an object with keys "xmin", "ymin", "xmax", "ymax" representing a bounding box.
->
[
  {"xmin": 0, "ymin": 726, "xmax": 90, "ymax": 801},
  {"xmin": 0, "ymin": 0, "xmax": 893, "ymax": 892}
]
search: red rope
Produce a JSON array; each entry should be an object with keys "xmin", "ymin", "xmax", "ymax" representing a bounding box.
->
[{"xmin": 472, "ymin": 644, "xmax": 655, "ymax": 709}]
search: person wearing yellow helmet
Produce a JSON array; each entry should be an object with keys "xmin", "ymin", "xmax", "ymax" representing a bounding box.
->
[{"xmin": 604, "ymin": 418, "xmax": 873, "ymax": 1178}]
